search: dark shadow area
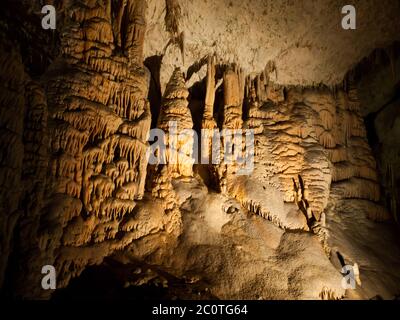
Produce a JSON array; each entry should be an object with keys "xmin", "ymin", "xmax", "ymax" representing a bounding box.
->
[
  {"xmin": 349, "ymin": 43, "xmax": 400, "ymax": 225},
  {"xmin": 52, "ymin": 258, "xmax": 216, "ymax": 300},
  {"xmin": 144, "ymin": 55, "xmax": 163, "ymax": 128}
]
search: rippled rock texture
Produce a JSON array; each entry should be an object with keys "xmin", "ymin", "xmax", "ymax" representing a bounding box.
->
[{"xmin": 0, "ymin": 0, "xmax": 399, "ymax": 300}]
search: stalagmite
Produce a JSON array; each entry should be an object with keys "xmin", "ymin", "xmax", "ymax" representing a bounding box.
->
[
  {"xmin": 1, "ymin": 0, "xmax": 400, "ymax": 302},
  {"xmin": 222, "ymin": 67, "xmax": 243, "ymax": 130}
]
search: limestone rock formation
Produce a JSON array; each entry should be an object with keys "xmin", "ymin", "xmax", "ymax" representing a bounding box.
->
[
  {"xmin": 145, "ymin": 0, "xmax": 400, "ymax": 89},
  {"xmin": 155, "ymin": 67, "xmax": 194, "ymax": 179},
  {"xmin": 0, "ymin": 0, "xmax": 400, "ymax": 300}
]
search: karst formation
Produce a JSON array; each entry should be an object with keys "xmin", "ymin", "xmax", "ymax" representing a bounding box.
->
[{"xmin": 0, "ymin": 0, "xmax": 400, "ymax": 300}]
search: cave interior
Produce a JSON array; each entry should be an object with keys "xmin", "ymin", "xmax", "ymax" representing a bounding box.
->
[{"xmin": 0, "ymin": 0, "xmax": 400, "ymax": 300}]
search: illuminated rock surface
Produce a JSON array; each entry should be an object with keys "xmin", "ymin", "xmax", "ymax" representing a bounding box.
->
[{"xmin": 0, "ymin": 0, "xmax": 399, "ymax": 300}]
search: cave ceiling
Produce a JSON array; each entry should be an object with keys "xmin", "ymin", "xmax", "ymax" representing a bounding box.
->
[{"xmin": 145, "ymin": 0, "xmax": 400, "ymax": 89}]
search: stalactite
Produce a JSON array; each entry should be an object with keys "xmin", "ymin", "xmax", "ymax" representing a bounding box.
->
[
  {"xmin": 6, "ymin": 0, "xmax": 154, "ymax": 298},
  {"xmin": 156, "ymin": 67, "xmax": 194, "ymax": 179},
  {"xmin": 2, "ymin": 0, "xmax": 399, "ymax": 301}
]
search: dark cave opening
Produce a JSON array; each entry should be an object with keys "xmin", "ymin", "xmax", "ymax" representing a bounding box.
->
[{"xmin": 351, "ymin": 43, "xmax": 400, "ymax": 224}]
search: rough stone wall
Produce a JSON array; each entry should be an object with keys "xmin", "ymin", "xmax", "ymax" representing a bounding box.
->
[{"xmin": 0, "ymin": 0, "xmax": 154, "ymax": 298}]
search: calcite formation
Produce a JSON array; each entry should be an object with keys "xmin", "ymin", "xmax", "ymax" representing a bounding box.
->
[
  {"xmin": 151, "ymin": 67, "xmax": 193, "ymax": 222},
  {"xmin": 1, "ymin": 0, "xmax": 153, "ymax": 298},
  {"xmin": 156, "ymin": 67, "xmax": 194, "ymax": 179},
  {"xmin": 0, "ymin": 0, "xmax": 399, "ymax": 300},
  {"xmin": 0, "ymin": 35, "xmax": 27, "ymax": 290},
  {"xmin": 145, "ymin": 0, "xmax": 400, "ymax": 88}
]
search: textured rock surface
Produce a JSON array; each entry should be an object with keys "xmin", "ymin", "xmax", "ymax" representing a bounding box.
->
[
  {"xmin": 0, "ymin": 0, "xmax": 399, "ymax": 300},
  {"xmin": 354, "ymin": 45, "xmax": 400, "ymax": 225},
  {"xmin": 0, "ymin": 33, "xmax": 27, "ymax": 290},
  {"xmin": 145, "ymin": 0, "xmax": 400, "ymax": 90}
]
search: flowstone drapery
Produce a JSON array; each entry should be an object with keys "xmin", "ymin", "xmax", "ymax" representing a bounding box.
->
[{"xmin": 0, "ymin": 0, "xmax": 399, "ymax": 300}]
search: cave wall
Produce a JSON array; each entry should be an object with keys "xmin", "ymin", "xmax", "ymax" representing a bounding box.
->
[{"xmin": 0, "ymin": 0, "xmax": 399, "ymax": 300}]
